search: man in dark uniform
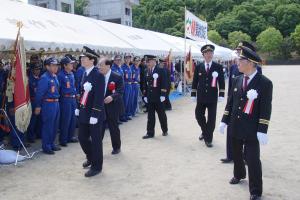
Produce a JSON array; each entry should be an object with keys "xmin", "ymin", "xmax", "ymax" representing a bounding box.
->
[
  {"xmin": 35, "ymin": 57, "xmax": 61, "ymax": 154},
  {"xmin": 27, "ymin": 63, "xmax": 42, "ymax": 143},
  {"xmin": 75, "ymin": 46, "xmax": 105, "ymax": 177},
  {"xmin": 191, "ymin": 44, "xmax": 225, "ymax": 148},
  {"xmin": 111, "ymin": 55, "xmax": 125, "ymax": 123},
  {"xmin": 221, "ymin": 41, "xmax": 263, "ymax": 163},
  {"xmin": 159, "ymin": 58, "xmax": 172, "ymax": 110},
  {"xmin": 142, "ymin": 55, "xmax": 168, "ymax": 139},
  {"xmin": 98, "ymin": 58, "xmax": 124, "ymax": 155},
  {"xmin": 219, "ymin": 45, "xmax": 272, "ymax": 200}
]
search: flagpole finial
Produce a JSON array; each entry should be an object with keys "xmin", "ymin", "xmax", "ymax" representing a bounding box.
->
[{"xmin": 16, "ymin": 21, "xmax": 23, "ymax": 29}]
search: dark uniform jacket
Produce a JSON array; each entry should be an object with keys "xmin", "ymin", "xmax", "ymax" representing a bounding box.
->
[
  {"xmin": 143, "ymin": 66, "xmax": 167, "ymax": 103},
  {"xmin": 191, "ymin": 61, "xmax": 225, "ymax": 103},
  {"xmin": 222, "ymin": 73, "xmax": 273, "ymax": 140},
  {"xmin": 79, "ymin": 67, "xmax": 105, "ymax": 124},
  {"xmin": 104, "ymin": 71, "xmax": 124, "ymax": 120}
]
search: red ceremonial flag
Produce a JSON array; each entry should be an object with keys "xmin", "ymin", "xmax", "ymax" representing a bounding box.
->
[{"xmin": 13, "ymin": 22, "xmax": 32, "ymax": 132}]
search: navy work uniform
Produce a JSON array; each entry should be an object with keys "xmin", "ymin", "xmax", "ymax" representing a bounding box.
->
[
  {"xmin": 0, "ymin": 65, "xmax": 8, "ymax": 145},
  {"xmin": 191, "ymin": 44, "xmax": 225, "ymax": 148},
  {"xmin": 121, "ymin": 58, "xmax": 133, "ymax": 120},
  {"xmin": 77, "ymin": 46, "xmax": 105, "ymax": 177},
  {"xmin": 130, "ymin": 58, "xmax": 140, "ymax": 116},
  {"xmin": 142, "ymin": 55, "xmax": 168, "ymax": 139},
  {"xmin": 27, "ymin": 64, "xmax": 42, "ymax": 143},
  {"xmin": 58, "ymin": 57, "xmax": 77, "ymax": 146},
  {"xmin": 35, "ymin": 57, "xmax": 60, "ymax": 154},
  {"xmin": 221, "ymin": 46, "xmax": 272, "ymax": 199}
]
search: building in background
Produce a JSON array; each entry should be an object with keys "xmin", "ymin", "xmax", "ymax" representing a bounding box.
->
[
  {"xmin": 84, "ymin": 0, "xmax": 139, "ymax": 27},
  {"xmin": 28, "ymin": 0, "xmax": 74, "ymax": 14}
]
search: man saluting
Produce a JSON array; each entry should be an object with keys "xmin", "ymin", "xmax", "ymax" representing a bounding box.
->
[
  {"xmin": 219, "ymin": 44, "xmax": 273, "ymax": 200},
  {"xmin": 75, "ymin": 46, "xmax": 106, "ymax": 177}
]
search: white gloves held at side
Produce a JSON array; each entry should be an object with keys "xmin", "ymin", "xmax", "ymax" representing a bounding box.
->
[
  {"xmin": 89, "ymin": 117, "xmax": 98, "ymax": 125},
  {"xmin": 75, "ymin": 109, "xmax": 79, "ymax": 116},
  {"xmin": 257, "ymin": 132, "xmax": 268, "ymax": 145},
  {"xmin": 219, "ymin": 122, "xmax": 227, "ymax": 134}
]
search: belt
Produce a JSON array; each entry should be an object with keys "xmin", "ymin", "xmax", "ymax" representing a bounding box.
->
[
  {"xmin": 125, "ymin": 82, "xmax": 132, "ymax": 84},
  {"xmin": 133, "ymin": 81, "xmax": 139, "ymax": 84},
  {"xmin": 44, "ymin": 98, "xmax": 59, "ymax": 102},
  {"xmin": 63, "ymin": 94, "xmax": 76, "ymax": 98}
]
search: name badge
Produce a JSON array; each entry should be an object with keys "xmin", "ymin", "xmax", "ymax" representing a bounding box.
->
[{"xmin": 66, "ymin": 81, "xmax": 70, "ymax": 88}]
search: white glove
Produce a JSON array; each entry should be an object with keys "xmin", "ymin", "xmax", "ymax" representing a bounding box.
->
[
  {"xmin": 89, "ymin": 117, "xmax": 98, "ymax": 125},
  {"xmin": 160, "ymin": 96, "xmax": 166, "ymax": 102},
  {"xmin": 191, "ymin": 97, "xmax": 196, "ymax": 102},
  {"xmin": 257, "ymin": 132, "xmax": 268, "ymax": 145},
  {"xmin": 75, "ymin": 109, "xmax": 79, "ymax": 116},
  {"xmin": 219, "ymin": 122, "xmax": 227, "ymax": 134},
  {"xmin": 218, "ymin": 96, "xmax": 225, "ymax": 102},
  {"xmin": 143, "ymin": 97, "xmax": 148, "ymax": 103}
]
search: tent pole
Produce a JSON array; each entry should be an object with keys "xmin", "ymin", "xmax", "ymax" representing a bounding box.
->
[{"xmin": 183, "ymin": 7, "xmax": 187, "ymax": 96}]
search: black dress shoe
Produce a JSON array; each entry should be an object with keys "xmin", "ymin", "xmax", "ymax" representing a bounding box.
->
[
  {"xmin": 142, "ymin": 135, "xmax": 154, "ymax": 139},
  {"xmin": 60, "ymin": 143, "xmax": 68, "ymax": 147},
  {"xmin": 69, "ymin": 138, "xmax": 78, "ymax": 143},
  {"xmin": 162, "ymin": 132, "xmax": 168, "ymax": 136},
  {"xmin": 52, "ymin": 146, "xmax": 61, "ymax": 151},
  {"xmin": 43, "ymin": 150, "xmax": 55, "ymax": 155},
  {"xmin": 199, "ymin": 134, "xmax": 204, "ymax": 140},
  {"xmin": 229, "ymin": 177, "xmax": 241, "ymax": 184},
  {"xmin": 127, "ymin": 117, "xmax": 132, "ymax": 120},
  {"xmin": 118, "ymin": 121, "xmax": 123, "ymax": 125},
  {"xmin": 111, "ymin": 149, "xmax": 121, "ymax": 155},
  {"xmin": 205, "ymin": 142, "xmax": 213, "ymax": 148},
  {"xmin": 250, "ymin": 195, "xmax": 261, "ymax": 200},
  {"xmin": 120, "ymin": 118, "xmax": 128, "ymax": 122},
  {"xmin": 82, "ymin": 160, "xmax": 91, "ymax": 168},
  {"xmin": 220, "ymin": 158, "xmax": 232, "ymax": 163},
  {"xmin": 84, "ymin": 169, "xmax": 101, "ymax": 177}
]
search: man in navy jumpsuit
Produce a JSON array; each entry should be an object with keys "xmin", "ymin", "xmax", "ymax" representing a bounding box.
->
[
  {"xmin": 121, "ymin": 54, "xmax": 132, "ymax": 121},
  {"xmin": 130, "ymin": 56, "xmax": 141, "ymax": 117},
  {"xmin": 35, "ymin": 57, "xmax": 61, "ymax": 155},
  {"xmin": 58, "ymin": 56, "xmax": 78, "ymax": 147}
]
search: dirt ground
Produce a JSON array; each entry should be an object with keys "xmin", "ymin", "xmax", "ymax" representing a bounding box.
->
[{"xmin": 0, "ymin": 65, "xmax": 299, "ymax": 200}]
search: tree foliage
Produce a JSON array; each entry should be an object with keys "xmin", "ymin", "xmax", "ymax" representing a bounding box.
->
[
  {"xmin": 292, "ymin": 24, "xmax": 300, "ymax": 54},
  {"xmin": 256, "ymin": 27, "xmax": 283, "ymax": 57},
  {"xmin": 228, "ymin": 31, "xmax": 251, "ymax": 49}
]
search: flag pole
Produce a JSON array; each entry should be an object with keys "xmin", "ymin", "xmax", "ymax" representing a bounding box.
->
[{"xmin": 183, "ymin": 6, "xmax": 187, "ymax": 96}]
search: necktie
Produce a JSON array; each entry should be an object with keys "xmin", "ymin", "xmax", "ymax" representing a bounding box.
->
[
  {"xmin": 206, "ymin": 64, "xmax": 210, "ymax": 73},
  {"xmin": 243, "ymin": 76, "xmax": 249, "ymax": 91}
]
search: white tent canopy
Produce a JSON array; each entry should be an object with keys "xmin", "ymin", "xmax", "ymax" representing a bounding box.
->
[{"xmin": 0, "ymin": 0, "xmax": 234, "ymax": 60}]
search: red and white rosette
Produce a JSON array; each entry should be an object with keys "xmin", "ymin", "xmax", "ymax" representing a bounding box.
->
[
  {"xmin": 80, "ymin": 82, "xmax": 92, "ymax": 106},
  {"xmin": 153, "ymin": 73, "xmax": 159, "ymax": 87},
  {"xmin": 211, "ymin": 71, "xmax": 218, "ymax": 87},
  {"xmin": 243, "ymin": 89, "xmax": 258, "ymax": 114},
  {"xmin": 108, "ymin": 81, "xmax": 116, "ymax": 93}
]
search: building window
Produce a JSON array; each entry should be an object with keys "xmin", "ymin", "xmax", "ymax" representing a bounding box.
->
[
  {"xmin": 125, "ymin": 8, "xmax": 131, "ymax": 16},
  {"xmin": 61, "ymin": 2, "xmax": 71, "ymax": 13},
  {"xmin": 38, "ymin": 3, "xmax": 48, "ymax": 8}
]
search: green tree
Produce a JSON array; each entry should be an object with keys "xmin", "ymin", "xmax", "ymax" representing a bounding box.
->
[
  {"xmin": 280, "ymin": 36, "xmax": 295, "ymax": 59},
  {"xmin": 74, "ymin": 0, "xmax": 89, "ymax": 16},
  {"xmin": 275, "ymin": 3, "xmax": 300, "ymax": 36},
  {"xmin": 228, "ymin": 31, "xmax": 251, "ymax": 49},
  {"xmin": 208, "ymin": 30, "xmax": 225, "ymax": 45},
  {"xmin": 256, "ymin": 27, "xmax": 283, "ymax": 57},
  {"xmin": 291, "ymin": 24, "xmax": 300, "ymax": 54}
]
